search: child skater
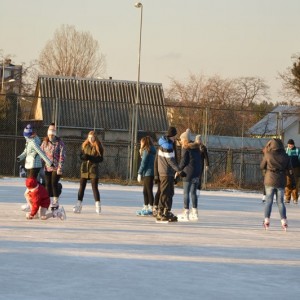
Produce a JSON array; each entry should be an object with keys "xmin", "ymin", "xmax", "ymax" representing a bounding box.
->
[{"xmin": 24, "ymin": 177, "xmax": 66, "ymax": 220}]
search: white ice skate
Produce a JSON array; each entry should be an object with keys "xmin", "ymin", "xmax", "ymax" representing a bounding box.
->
[
  {"xmin": 73, "ymin": 201, "xmax": 82, "ymax": 214},
  {"xmin": 177, "ymin": 209, "xmax": 189, "ymax": 222},
  {"xmin": 54, "ymin": 206, "xmax": 66, "ymax": 220},
  {"xmin": 263, "ymin": 218, "xmax": 270, "ymax": 230},
  {"xmin": 21, "ymin": 203, "xmax": 30, "ymax": 212},
  {"xmin": 189, "ymin": 208, "xmax": 199, "ymax": 221},
  {"xmin": 95, "ymin": 201, "xmax": 101, "ymax": 214},
  {"xmin": 281, "ymin": 219, "xmax": 288, "ymax": 231}
]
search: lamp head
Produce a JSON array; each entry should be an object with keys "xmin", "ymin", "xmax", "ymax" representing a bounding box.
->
[{"xmin": 134, "ymin": 2, "xmax": 142, "ymax": 8}]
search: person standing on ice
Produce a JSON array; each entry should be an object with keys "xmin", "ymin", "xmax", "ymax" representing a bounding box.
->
[
  {"xmin": 17, "ymin": 124, "xmax": 53, "ymax": 212},
  {"xmin": 136, "ymin": 136, "xmax": 156, "ymax": 216},
  {"xmin": 260, "ymin": 138, "xmax": 295, "ymax": 230},
  {"xmin": 41, "ymin": 123, "xmax": 66, "ymax": 211},
  {"xmin": 156, "ymin": 126, "xmax": 183, "ymax": 222},
  {"xmin": 73, "ymin": 131, "xmax": 104, "ymax": 214},
  {"xmin": 177, "ymin": 129, "xmax": 202, "ymax": 222}
]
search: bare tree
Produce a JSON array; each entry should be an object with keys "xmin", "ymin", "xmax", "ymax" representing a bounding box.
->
[
  {"xmin": 279, "ymin": 53, "xmax": 300, "ymax": 101},
  {"xmin": 39, "ymin": 25, "xmax": 106, "ymax": 78},
  {"xmin": 166, "ymin": 73, "xmax": 271, "ymax": 136}
]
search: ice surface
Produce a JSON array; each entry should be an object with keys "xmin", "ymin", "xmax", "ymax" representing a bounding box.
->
[{"xmin": 0, "ymin": 178, "xmax": 300, "ymax": 300}]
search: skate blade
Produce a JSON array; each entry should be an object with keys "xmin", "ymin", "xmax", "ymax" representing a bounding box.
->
[
  {"xmin": 155, "ymin": 220, "xmax": 169, "ymax": 224},
  {"xmin": 177, "ymin": 219, "xmax": 189, "ymax": 222}
]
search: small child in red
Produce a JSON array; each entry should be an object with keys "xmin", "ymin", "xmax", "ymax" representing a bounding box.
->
[{"xmin": 25, "ymin": 177, "xmax": 66, "ymax": 220}]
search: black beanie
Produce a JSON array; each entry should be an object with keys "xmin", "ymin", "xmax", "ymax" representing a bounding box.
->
[
  {"xmin": 167, "ymin": 126, "xmax": 177, "ymax": 137},
  {"xmin": 287, "ymin": 139, "xmax": 295, "ymax": 145}
]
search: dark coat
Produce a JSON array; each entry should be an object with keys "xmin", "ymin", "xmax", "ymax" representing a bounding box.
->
[
  {"xmin": 260, "ymin": 139, "xmax": 293, "ymax": 188},
  {"xmin": 179, "ymin": 142, "xmax": 202, "ymax": 181},
  {"xmin": 80, "ymin": 143, "xmax": 103, "ymax": 179}
]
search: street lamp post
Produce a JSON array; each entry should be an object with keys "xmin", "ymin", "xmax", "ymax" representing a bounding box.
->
[{"xmin": 129, "ymin": 2, "xmax": 143, "ymax": 183}]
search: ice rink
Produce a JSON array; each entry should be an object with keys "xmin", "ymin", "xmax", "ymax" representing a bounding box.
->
[{"xmin": 1, "ymin": 177, "xmax": 300, "ymax": 300}]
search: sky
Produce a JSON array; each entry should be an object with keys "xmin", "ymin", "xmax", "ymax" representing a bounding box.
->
[{"xmin": 1, "ymin": 0, "xmax": 300, "ymax": 102}]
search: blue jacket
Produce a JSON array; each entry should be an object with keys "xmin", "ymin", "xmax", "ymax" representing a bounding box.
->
[
  {"xmin": 157, "ymin": 136, "xmax": 180, "ymax": 176},
  {"xmin": 138, "ymin": 145, "xmax": 156, "ymax": 177}
]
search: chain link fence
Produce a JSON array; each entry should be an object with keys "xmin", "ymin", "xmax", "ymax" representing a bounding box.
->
[{"xmin": 1, "ymin": 93, "xmax": 286, "ymax": 189}]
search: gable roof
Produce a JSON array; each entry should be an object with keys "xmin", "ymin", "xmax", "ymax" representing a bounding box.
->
[
  {"xmin": 30, "ymin": 75, "xmax": 168, "ymax": 132},
  {"xmin": 248, "ymin": 105, "xmax": 299, "ymax": 136}
]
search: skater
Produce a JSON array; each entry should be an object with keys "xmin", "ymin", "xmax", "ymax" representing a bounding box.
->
[
  {"xmin": 260, "ymin": 138, "xmax": 295, "ymax": 230},
  {"xmin": 73, "ymin": 131, "xmax": 104, "ymax": 214},
  {"xmin": 152, "ymin": 153, "xmax": 161, "ymax": 217},
  {"xmin": 177, "ymin": 129, "xmax": 202, "ymax": 222},
  {"xmin": 41, "ymin": 123, "xmax": 66, "ymax": 210},
  {"xmin": 24, "ymin": 177, "xmax": 66, "ymax": 220},
  {"xmin": 285, "ymin": 139, "xmax": 300, "ymax": 204},
  {"xmin": 194, "ymin": 135, "xmax": 209, "ymax": 190},
  {"xmin": 17, "ymin": 124, "xmax": 53, "ymax": 212},
  {"xmin": 136, "ymin": 136, "xmax": 156, "ymax": 216},
  {"xmin": 156, "ymin": 126, "xmax": 184, "ymax": 222}
]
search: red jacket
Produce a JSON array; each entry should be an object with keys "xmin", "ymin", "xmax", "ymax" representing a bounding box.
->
[{"xmin": 28, "ymin": 184, "xmax": 50, "ymax": 217}]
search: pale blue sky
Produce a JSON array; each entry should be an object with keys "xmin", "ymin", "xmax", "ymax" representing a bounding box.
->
[{"xmin": 1, "ymin": 0, "xmax": 300, "ymax": 101}]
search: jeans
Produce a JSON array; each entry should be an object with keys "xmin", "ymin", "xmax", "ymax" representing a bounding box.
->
[
  {"xmin": 264, "ymin": 186, "xmax": 286, "ymax": 219},
  {"xmin": 183, "ymin": 177, "xmax": 199, "ymax": 209}
]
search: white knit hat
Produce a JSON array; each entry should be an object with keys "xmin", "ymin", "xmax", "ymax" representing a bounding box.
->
[
  {"xmin": 195, "ymin": 135, "xmax": 201, "ymax": 143},
  {"xmin": 47, "ymin": 123, "xmax": 56, "ymax": 136},
  {"xmin": 180, "ymin": 129, "xmax": 191, "ymax": 142}
]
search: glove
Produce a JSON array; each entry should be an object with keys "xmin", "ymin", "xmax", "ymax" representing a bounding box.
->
[
  {"xmin": 26, "ymin": 212, "xmax": 33, "ymax": 220},
  {"xmin": 80, "ymin": 153, "xmax": 88, "ymax": 161},
  {"xmin": 154, "ymin": 176, "xmax": 160, "ymax": 184},
  {"xmin": 180, "ymin": 171, "xmax": 187, "ymax": 177},
  {"xmin": 137, "ymin": 174, "xmax": 142, "ymax": 182}
]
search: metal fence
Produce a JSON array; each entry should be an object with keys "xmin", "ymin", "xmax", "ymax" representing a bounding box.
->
[{"xmin": 0, "ymin": 93, "xmax": 276, "ymax": 189}]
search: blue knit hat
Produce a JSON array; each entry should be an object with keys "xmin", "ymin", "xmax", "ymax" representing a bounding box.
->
[{"xmin": 23, "ymin": 124, "xmax": 33, "ymax": 138}]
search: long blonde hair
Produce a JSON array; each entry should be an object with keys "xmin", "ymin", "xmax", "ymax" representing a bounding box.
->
[{"xmin": 82, "ymin": 131, "xmax": 104, "ymax": 156}]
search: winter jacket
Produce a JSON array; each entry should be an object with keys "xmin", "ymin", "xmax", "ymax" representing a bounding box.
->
[
  {"xmin": 260, "ymin": 139, "xmax": 294, "ymax": 188},
  {"xmin": 286, "ymin": 146, "xmax": 300, "ymax": 167},
  {"xmin": 179, "ymin": 142, "xmax": 202, "ymax": 181},
  {"xmin": 80, "ymin": 143, "xmax": 103, "ymax": 179},
  {"xmin": 27, "ymin": 184, "xmax": 50, "ymax": 217},
  {"xmin": 157, "ymin": 136, "xmax": 180, "ymax": 177},
  {"xmin": 138, "ymin": 145, "xmax": 156, "ymax": 177},
  {"xmin": 41, "ymin": 137, "xmax": 66, "ymax": 174},
  {"xmin": 17, "ymin": 135, "xmax": 52, "ymax": 170}
]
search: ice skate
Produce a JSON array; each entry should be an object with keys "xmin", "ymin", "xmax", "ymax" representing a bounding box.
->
[
  {"xmin": 136, "ymin": 205, "xmax": 151, "ymax": 216},
  {"xmin": 281, "ymin": 219, "xmax": 288, "ymax": 231},
  {"xmin": 177, "ymin": 209, "xmax": 189, "ymax": 222},
  {"xmin": 164, "ymin": 210, "xmax": 178, "ymax": 222},
  {"xmin": 156, "ymin": 209, "xmax": 168, "ymax": 223},
  {"xmin": 73, "ymin": 200, "xmax": 82, "ymax": 213},
  {"xmin": 95, "ymin": 201, "xmax": 101, "ymax": 214},
  {"xmin": 262, "ymin": 195, "xmax": 266, "ymax": 203},
  {"xmin": 54, "ymin": 206, "xmax": 66, "ymax": 220},
  {"xmin": 263, "ymin": 218, "xmax": 270, "ymax": 230},
  {"xmin": 152, "ymin": 206, "xmax": 158, "ymax": 217},
  {"xmin": 189, "ymin": 208, "xmax": 199, "ymax": 221},
  {"xmin": 21, "ymin": 203, "xmax": 30, "ymax": 212},
  {"xmin": 50, "ymin": 197, "xmax": 59, "ymax": 211}
]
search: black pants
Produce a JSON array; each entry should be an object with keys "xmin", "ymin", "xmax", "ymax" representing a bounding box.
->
[
  {"xmin": 143, "ymin": 176, "xmax": 154, "ymax": 206},
  {"xmin": 78, "ymin": 178, "xmax": 100, "ymax": 202},
  {"xmin": 45, "ymin": 171, "xmax": 61, "ymax": 197},
  {"xmin": 154, "ymin": 181, "xmax": 161, "ymax": 207},
  {"xmin": 26, "ymin": 168, "xmax": 40, "ymax": 179},
  {"xmin": 158, "ymin": 176, "xmax": 174, "ymax": 211}
]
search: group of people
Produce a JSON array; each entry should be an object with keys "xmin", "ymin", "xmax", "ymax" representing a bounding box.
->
[
  {"xmin": 136, "ymin": 126, "xmax": 209, "ymax": 223},
  {"xmin": 260, "ymin": 138, "xmax": 300, "ymax": 230},
  {"xmin": 18, "ymin": 122, "xmax": 297, "ymax": 229},
  {"xmin": 18, "ymin": 123, "xmax": 104, "ymax": 220}
]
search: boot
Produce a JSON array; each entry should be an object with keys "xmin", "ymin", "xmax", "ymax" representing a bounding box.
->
[
  {"xmin": 95, "ymin": 201, "xmax": 101, "ymax": 214},
  {"xmin": 51, "ymin": 197, "xmax": 59, "ymax": 211},
  {"xmin": 177, "ymin": 209, "xmax": 189, "ymax": 222},
  {"xmin": 189, "ymin": 208, "xmax": 199, "ymax": 221},
  {"xmin": 73, "ymin": 200, "xmax": 82, "ymax": 213}
]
